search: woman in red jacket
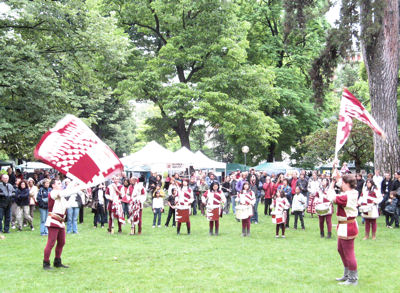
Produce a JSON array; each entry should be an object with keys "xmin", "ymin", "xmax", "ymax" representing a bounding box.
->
[{"xmin": 263, "ymin": 177, "xmax": 275, "ymax": 216}]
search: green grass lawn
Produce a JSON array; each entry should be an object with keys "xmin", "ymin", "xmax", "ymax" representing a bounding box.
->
[{"xmin": 1, "ymin": 204, "xmax": 399, "ymax": 293}]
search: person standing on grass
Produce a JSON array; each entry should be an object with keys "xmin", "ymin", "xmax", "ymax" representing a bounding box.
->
[
  {"xmin": 307, "ymin": 172, "xmax": 319, "ymax": 218},
  {"xmin": 358, "ymin": 179, "xmax": 382, "ymax": 240},
  {"xmin": 0, "ymin": 174, "xmax": 15, "ymax": 234},
  {"xmin": 328, "ymin": 172, "xmax": 359, "ymax": 286},
  {"xmin": 202, "ymin": 182, "xmax": 226, "ymax": 236},
  {"xmin": 175, "ymin": 179, "xmax": 194, "ymax": 235},
  {"xmin": 236, "ymin": 182, "xmax": 255, "ymax": 237},
  {"xmin": 27, "ymin": 178, "xmax": 38, "ymax": 223},
  {"xmin": 15, "ymin": 180, "xmax": 34, "ymax": 231},
  {"xmin": 43, "ymin": 179, "xmax": 81, "ymax": 270},
  {"xmin": 263, "ymin": 176, "xmax": 274, "ymax": 216},
  {"xmin": 129, "ymin": 179, "xmax": 146, "ymax": 235},
  {"xmin": 66, "ymin": 189, "xmax": 83, "ymax": 234},
  {"xmin": 152, "ymin": 190, "xmax": 164, "ymax": 228},
  {"xmin": 105, "ymin": 176, "xmax": 124, "ymax": 234},
  {"xmin": 37, "ymin": 179, "xmax": 51, "ymax": 236},
  {"xmin": 292, "ymin": 187, "xmax": 306, "ymax": 230},
  {"xmin": 164, "ymin": 188, "xmax": 177, "ymax": 227},
  {"xmin": 272, "ymin": 190, "xmax": 290, "ymax": 238},
  {"xmin": 315, "ymin": 178, "xmax": 333, "ymax": 239},
  {"xmin": 119, "ymin": 179, "xmax": 132, "ymax": 220},
  {"xmin": 92, "ymin": 183, "xmax": 106, "ymax": 228}
]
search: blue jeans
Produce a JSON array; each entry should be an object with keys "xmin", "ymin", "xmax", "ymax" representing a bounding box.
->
[
  {"xmin": 0, "ymin": 204, "xmax": 11, "ymax": 233},
  {"xmin": 231, "ymin": 196, "xmax": 237, "ymax": 214},
  {"xmin": 251, "ymin": 196, "xmax": 260, "ymax": 223},
  {"xmin": 67, "ymin": 207, "xmax": 79, "ymax": 233},
  {"xmin": 122, "ymin": 202, "xmax": 130, "ymax": 219},
  {"xmin": 153, "ymin": 208, "xmax": 162, "ymax": 226},
  {"xmin": 39, "ymin": 208, "xmax": 48, "ymax": 235}
]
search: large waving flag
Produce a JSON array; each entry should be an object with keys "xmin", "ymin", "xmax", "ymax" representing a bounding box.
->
[
  {"xmin": 34, "ymin": 115, "xmax": 124, "ymax": 186},
  {"xmin": 335, "ymin": 89, "xmax": 385, "ymax": 159}
]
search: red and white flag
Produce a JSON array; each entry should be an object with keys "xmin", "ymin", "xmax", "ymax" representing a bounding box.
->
[
  {"xmin": 335, "ymin": 89, "xmax": 385, "ymax": 159},
  {"xmin": 34, "ymin": 115, "xmax": 124, "ymax": 186}
]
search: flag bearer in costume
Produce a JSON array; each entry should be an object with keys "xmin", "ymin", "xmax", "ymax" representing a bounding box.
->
[
  {"xmin": 328, "ymin": 171, "xmax": 359, "ymax": 286},
  {"xmin": 175, "ymin": 179, "xmax": 194, "ymax": 235},
  {"xmin": 43, "ymin": 179, "xmax": 82, "ymax": 270},
  {"xmin": 106, "ymin": 176, "xmax": 124, "ymax": 234},
  {"xmin": 315, "ymin": 178, "xmax": 333, "ymax": 239},
  {"xmin": 202, "ymin": 182, "xmax": 226, "ymax": 236},
  {"xmin": 272, "ymin": 190, "xmax": 290, "ymax": 238},
  {"xmin": 358, "ymin": 179, "xmax": 382, "ymax": 240},
  {"xmin": 235, "ymin": 181, "xmax": 255, "ymax": 237},
  {"xmin": 128, "ymin": 179, "xmax": 146, "ymax": 235}
]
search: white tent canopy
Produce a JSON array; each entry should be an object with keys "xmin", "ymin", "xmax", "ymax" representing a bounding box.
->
[
  {"xmin": 17, "ymin": 161, "xmax": 53, "ymax": 171},
  {"xmin": 193, "ymin": 151, "xmax": 226, "ymax": 170},
  {"xmin": 120, "ymin": 141, "xmax": 174, "ymax": 168},
  {"xmin": 121, "ymin": 142, "xmax": 226, "ymax": 172}
]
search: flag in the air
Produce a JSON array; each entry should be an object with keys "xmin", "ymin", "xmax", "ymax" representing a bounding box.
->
[
  {"xmin": 34, "ymin": 115, "xmax": 124, "ymax": 186},
  {"xmin": 335, "ymin": 89, "xmax": 385, "ymax": 158}
]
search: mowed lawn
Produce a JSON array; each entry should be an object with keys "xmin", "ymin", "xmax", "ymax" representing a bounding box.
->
[{"xmin": 1, "ymin": 203, "xmax": 400, "ymax": 293}]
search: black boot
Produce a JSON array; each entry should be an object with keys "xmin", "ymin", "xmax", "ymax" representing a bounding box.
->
[
  {"xmin": 209, "ymin": 228, "xmax": 213, "ymax": 236},
  {"xmin": 54, "ymin": 258, "xmax": 69, "ymax": 268},
  {"xmin": 242, "ymin": 228, "xmax": 246, "ymax": 237},
  {"xmin": 246, "ymin": 228, "xmax": 250, "ymax": 237},
  {"xmin": 320, "ymin": 231, "xmax": 324, "ymax": 238},
  {"xmin": 215, "ymin": 228, "xmax": 219, "ymax": 236},
  {"xmin": 43, "ymin": 260, "xmax": 52, "ymax": 270},
  {"xmin": 326, "ymin": 232, "xmax": 332, "ymax": 239},
  {"xmin": 187, "ymin": 226, "xmax": 190, "ymax": 235}
]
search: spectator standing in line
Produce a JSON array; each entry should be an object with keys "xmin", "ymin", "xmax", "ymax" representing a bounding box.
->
[
  {"xmin": 152, "ymin": 190, "xmax": 164, "ymax": 228},
  {"xmin": 15, "ymin": 180, "xmax": 34, "ymax": 231},
  {"xmin": 221, "ymin": 176, "xmax": 231, "ymax": 214},
  {"xmin": 27, "ymin": 178, "xmax": 38, "ymax": 221},
  {"xmin": 164, "ymin": 188, "xmax": 177, "ymax": 227},
  {"xmin": 92, "ymin": 183, "xmax": 106, "ymax": 228},
  {"xmin": 263, "ymin": 176, "xmax": 274, "ymax": 216},
  {"xmin": 291, "ymin": 186, "xmax": 306, "ymax": 230},
  {"xmin": 229, "ymin": 174, "xmax": 238, "ymax": 215},
  {"xmin": 37, "ymin": 179, "xmax": 51, "ymax": 236},
  {"xmin": 0, "ymin": 174, "xmax": 15, "ymax": 234},
  {"xmin": 391, "ymin": 171, "xmax": 400, "ymax": 228},
  {"xmin": 381, "ymin": 172, "xmax": 393, "ymax": 227},
  {"xmin": 66, "ymin": 189, "xmax": 83, "ymax": 234}
]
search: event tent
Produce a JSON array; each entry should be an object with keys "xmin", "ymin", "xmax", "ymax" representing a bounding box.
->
[
  {"xmin": 253, "ymin": 161, "xmax": 297, "ymax": 175},
  {"xmin": 193, "ymin": 151, "xmax": 226, "ymax": 170},
  {"xmin": 120, "ymin": 141, "xmax": 174, "ymax": 168},
  {"xmin": 16, "ymin": 161, "xmax": 53, "ymax": 171}
]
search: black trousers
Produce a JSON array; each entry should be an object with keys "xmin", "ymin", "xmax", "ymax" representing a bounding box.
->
[
  {"xmin": 293, "ymin": 211, "xmax": 305, "ymax": 229},
  {"xmin": 79, "ymin": 206, "xmax": 84, "ymax": 223},
  {"xmin": 93, "ymin": 204, "xmax": 106, "ymax": 227},
  {"xmin": 165, "ymin": 207, "xmax": 175, "ymax": 226},
  {"xmin": 264, "ymin": 198, "xmax": 272, "ymax": 215},
  {"xmin": 285, "ymin": 209, "xmax": 290, "ymax": 227}
]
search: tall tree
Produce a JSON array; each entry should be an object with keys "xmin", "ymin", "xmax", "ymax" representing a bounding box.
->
[
  {"xmin": 108, "ymin": 0, "xmax": 280, "ymax": 153},
  {"xmin": 310, "ymin": 0, "xmax": 400, "ymax": 173},
  {"xmin": 360, "ymin": 0, "xmax": 400, "ymax": 173}
]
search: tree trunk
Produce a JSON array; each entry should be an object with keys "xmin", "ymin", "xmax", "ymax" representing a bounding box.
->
[
  {"xmin": 175, "ymin": 118, "xmax": 191, "ymax": 149},
  {"xmin": 361, "ymin": 0, "xmax": 400, "ymax": 174}
]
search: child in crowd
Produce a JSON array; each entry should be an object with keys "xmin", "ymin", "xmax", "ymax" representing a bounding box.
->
[
  {"xmin": 385, "ymin": 191, "xmax": 398, "ymax": 228},
  {"xmin": 152, "ymin": 191, "xmax": 164, "ymax": 228},
  {"xmin": 292, "ymin": 187, "xmax": 306, "ymax": 230},
  {"xmin": 272, "ymin": 190, "xmax": 290, "ymax": 238}
]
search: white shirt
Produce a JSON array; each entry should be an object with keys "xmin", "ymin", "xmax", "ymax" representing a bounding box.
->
[{"xmin": 152, "ymin": 197, "xmax": 164, "ymax": 209}]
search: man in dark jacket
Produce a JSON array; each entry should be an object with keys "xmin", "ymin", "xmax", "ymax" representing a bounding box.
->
[
  {"xmin": 0, "ymin": 174, "xmax": 15, "ymax": 233},
  {"xmin": 381, "ymin": 172, "xmax": 393, "ymax": 227},
  {"xmin": 391, "ymin": 171, "xmax": 400, "ymax": 228}
]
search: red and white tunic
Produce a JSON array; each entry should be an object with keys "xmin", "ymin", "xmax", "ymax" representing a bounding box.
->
[
  {"xmin": 358, "ymin": 188, "xmax": 382, "ymax": 219},
  {"xmin": 175, "ymin": 187, "xmax": 194, "ymax": 223},
  {"xmin": 106, "ymin": 183, "xmax": 125, "ymax": 224},
  {"xmin": 236, "ymin": 190, "xmax": 256, "ymax": 218},
  {"xmin": 119, "ymin": 185, "xmax": 132, "ymax": 204},
  {"xmin": 315, "ymin": 188, "xmax": 333, "ymax": 216},
  {"xmin": 328, "ymin": 188, "xmax": 359, "ymax": 240},
  {"xmin": 272, "ymin": 197, "xmax": 290, "ymax": 223},
  {"xmin": 129, "ymin": 183, "xmax": 146, "ymax": 225},
  {"xmin": 202, "ymin": 190, "xmax": 226, "ymax": 221},
  {"xmin": 45, "ymin": 189, "xmax": 78, "ymax": 229}
]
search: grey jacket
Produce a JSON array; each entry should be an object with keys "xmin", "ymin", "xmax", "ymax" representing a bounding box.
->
[{"xmin": 0, "ymin": 182, "xmax": 15, "ymax": 208}]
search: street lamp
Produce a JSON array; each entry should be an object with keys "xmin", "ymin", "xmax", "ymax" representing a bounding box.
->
[{"xmin": 242, "ymin": 146, "xmax": 249, "ymax": 169}]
